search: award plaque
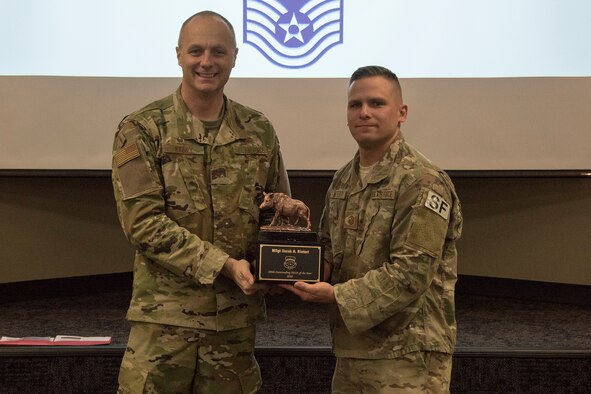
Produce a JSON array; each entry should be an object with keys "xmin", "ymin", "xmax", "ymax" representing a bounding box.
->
[{"xmin": 255, "ymin": 193, "xmax": 323, "ymax": 283}]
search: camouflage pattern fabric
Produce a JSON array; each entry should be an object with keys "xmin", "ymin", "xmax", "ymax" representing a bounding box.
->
[
  {"xmin": 320, "ymin": 134, "xmax": 462, "ymax": 385},
  {"xmin": 332, "ymin": 352, "xmax": 452, "ymax": 393},
  {"xmin": 117, "ymin": 322, "xmax": 261, "ymax": 393},
  {"xmin": 111, "ymin": 86, "xmax": 289, "ymax": 331}
]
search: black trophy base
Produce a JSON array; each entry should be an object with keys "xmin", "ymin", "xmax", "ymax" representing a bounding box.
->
[{"xmin": 255, "ymin": 229, "xmax": 323, "ymax": 283}]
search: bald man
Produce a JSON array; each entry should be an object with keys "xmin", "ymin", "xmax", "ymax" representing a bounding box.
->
[{"xmin": 112, "ymin": 11, "xmax": 289, "ymax": 393}]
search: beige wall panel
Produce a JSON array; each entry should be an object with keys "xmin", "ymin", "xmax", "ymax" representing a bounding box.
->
[
  {"xmin": 1, "ymin": 176, "xmax": 590, "ymax": 286},
  {"xmin": 1, "ymin": 76, "xmax": 590, "ymax": 170}
]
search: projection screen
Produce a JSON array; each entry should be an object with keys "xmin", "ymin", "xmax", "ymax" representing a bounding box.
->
[{"xmin": 1, "ymin": 0, "xmax": 590, "ymax": 170}]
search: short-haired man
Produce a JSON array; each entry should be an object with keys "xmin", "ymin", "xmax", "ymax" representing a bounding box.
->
[
  {"xmin": 112, "ymin": 11, "xmax": 290, "ymax": 393},
  {"xmin": 282, "ymin": 65, "xmax": 462, "ymax": 393}
]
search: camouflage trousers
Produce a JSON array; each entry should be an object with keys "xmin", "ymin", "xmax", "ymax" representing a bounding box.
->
[
  {"xmin": 332, "ymin": 351, "xmax": 452, "ymax": 393},
  {"xmin": 117, "ymin": 321, "xmax": 261, "ymax": 394}
]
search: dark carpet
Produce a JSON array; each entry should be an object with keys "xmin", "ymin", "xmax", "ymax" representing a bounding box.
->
[
  {"xmin": 1, "ymin": 275, "xmax": 591, "ymax": 393},
  {"xmin": 1, "ymin": 283, "xmax": 590, "ymax": 350}
]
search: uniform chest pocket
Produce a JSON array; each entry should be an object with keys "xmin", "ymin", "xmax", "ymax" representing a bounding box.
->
[
  {"xmin": 234, "ymin": 146, "xmax": 270, "ymax": 183},
  {"xmin": 233, "ymin": 146, "xmax": 271, "ymax": 216},
  {"xmin": 161, "ymin": 145, "xmax": 208, "ymax": 220},
  {"xmin": 357, "ymin": 200, "xmax": 395, "ymax": 259},
  {"xmin": 328, "ymin": 191, "xmax": 347, "ymax": 256}
]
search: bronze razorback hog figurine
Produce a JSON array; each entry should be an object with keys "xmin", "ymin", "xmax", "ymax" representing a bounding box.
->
[{"xmin": 259, "ymin": 192, "xmax": 311, "ymax": 230}]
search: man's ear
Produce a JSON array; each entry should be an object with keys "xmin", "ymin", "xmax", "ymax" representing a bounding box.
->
[
  {"xmin": 399, "ymin": 104, "xmax": 409, "ymax": 124},
  {"xmin": 232, "ymin": 47, "xmax": 239, "ymax": 68}
]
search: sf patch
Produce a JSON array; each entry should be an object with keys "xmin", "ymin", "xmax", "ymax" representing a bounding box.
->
[{"xmin": 425, "ymin": 190, "xmax": 450, "ymax": 220}]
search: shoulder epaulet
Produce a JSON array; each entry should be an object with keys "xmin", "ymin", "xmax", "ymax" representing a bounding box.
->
[
  {"xmin": 121, "ymin": 95, "xmax": 173, "ymax": 140},
  {"xmin": 228, "ymin": 98, "xmax": 264, "ymax": 117}
]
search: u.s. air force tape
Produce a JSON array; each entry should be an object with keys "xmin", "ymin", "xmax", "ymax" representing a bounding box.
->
[{"xmin": 425, "ymin": 190, "xmax": 451, "ymax": 220}]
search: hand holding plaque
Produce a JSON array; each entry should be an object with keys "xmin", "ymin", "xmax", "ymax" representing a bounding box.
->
[{"xmin": 255, "ymin": 193, "xmax": 323, "ymax": 283}]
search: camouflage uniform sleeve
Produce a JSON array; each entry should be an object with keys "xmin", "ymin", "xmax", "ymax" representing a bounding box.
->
[
  {"xmin": 111, "ymin": 118, "xmax": 229, "ymax": 285},
  {"xmin": 333, "ymin": 171, "xmax": 457, "ymax": 334}
]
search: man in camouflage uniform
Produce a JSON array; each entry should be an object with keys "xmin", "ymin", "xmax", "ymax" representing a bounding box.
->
[
  {"xmin": 111, "ymin": 11, "xmax": 289, "ymax": 393},
  {"xmin": 282, "ymin": 66, "xmax": 462, "ymax": 393}
]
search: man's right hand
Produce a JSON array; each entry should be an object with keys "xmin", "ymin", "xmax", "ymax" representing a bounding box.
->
[{"xmin": 221, "ymin": 257, "xmax": 269, "ymax": 295}]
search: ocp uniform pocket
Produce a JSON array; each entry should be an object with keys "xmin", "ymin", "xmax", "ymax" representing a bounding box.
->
[
  {"xmin": 177, "ymin": 154, "xmax": 208, "ymax": 211},
  {"xmin": 234, "ymin": 146, "xmax": 272, "ymax": 220},
  {"xmin": 161, "ymin": 144, "xmax": 208, "ymax": 220},
  {"xmin": 328, "ymin": 190, "xmax": 347, "ymax": 254},
  {"xmin": 234, "ymin": 145, "xmax": 270, "ymax": 199},
  {"xmin": 357, "ymin": 190, "xmax": 396, "ymax": 259}
]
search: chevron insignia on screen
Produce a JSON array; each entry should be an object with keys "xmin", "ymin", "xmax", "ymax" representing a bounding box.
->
[{"xmin": 243, "ymin": 0, "xmax": 343, "ymax": 68}]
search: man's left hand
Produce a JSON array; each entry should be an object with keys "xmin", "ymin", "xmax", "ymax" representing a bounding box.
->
[{"xmin": 279, "ymin": 281, "xmax": 336, "ymax": 304}]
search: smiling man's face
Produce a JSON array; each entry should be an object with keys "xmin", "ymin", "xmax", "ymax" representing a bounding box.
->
[{"xmin": 176, "ymin": 15, "xmax": 238, "ymax": 98}]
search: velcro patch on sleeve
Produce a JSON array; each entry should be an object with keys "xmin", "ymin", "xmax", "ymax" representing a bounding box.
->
[
  {"xmin": 425, "ymin": 190, "xmax": 451, "ymax": 220},
  {"xmin": 114, "ymin": 144, "xmax": 140, "ymax": 168},
  {"xmin": 114, "ymin": 142, "xmax": 159, "ymax": 200}
]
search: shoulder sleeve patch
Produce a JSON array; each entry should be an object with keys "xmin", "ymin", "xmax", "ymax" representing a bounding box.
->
[
  {"xmin": 425, "ymin": 190, "xmax": 451, "ymax": 220},
  {"xmin": 113, "ymin": 142, "xmax": 159, "ymax": 200}
]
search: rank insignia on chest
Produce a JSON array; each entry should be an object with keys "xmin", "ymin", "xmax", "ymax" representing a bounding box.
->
[
  {"xmin": 212, "ymin": 168, "xmax": 233, "ymax": 185},
  {"xmin": 343, "ymin": 212, "xmax": 358, "ymax": 230},
  {"xmin": 195, "ymin": 134, "xmax": 208, "ymax": 144},
  {"xmin": 212, "ymin": 168, "xmax": 227, "ymax": 180}
]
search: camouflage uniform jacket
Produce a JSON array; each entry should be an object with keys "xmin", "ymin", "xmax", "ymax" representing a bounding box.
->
[
  {"xmin": 112, "ymin": 87, "xmax": 288, "ymax": 331},
  {"xmin": 321, "ymin": 134, "xmax": 463, "ymax": 358}
]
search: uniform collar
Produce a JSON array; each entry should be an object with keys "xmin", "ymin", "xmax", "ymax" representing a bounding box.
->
[
  {"xmin": 350, "ymin": 134, "xmax": 406, "ymax": 191},
  {"xmin": 173, "ymin": 86, "xmax": 248, "ymax": 146}
]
